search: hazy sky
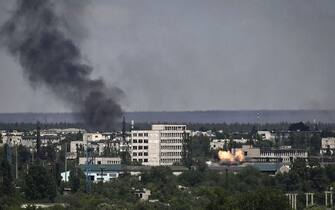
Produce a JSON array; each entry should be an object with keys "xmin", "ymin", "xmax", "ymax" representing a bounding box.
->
[{"xmin": 0, "ymin": 0, "xmax": 335, "ymax": 112}]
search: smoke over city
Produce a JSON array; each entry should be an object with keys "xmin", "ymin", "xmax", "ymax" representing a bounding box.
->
[{"xmin": 0, "ymin": 0, "xmax": 123, "ymax": 130}]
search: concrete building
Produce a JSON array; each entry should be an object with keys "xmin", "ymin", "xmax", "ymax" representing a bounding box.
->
[
  {"xmin": 79, "ymin": 157, "xmax": 121, "ymax": 165},
  {"xmin": 210, "ymin": 138, "xmax": 248, "ymax": 150},
  {"xmin": 240, "ymin": 145, "xmax": 307, "ymax": 164},
  {"xmin": 83, "ymin": 133, "xmax": 106, "ymax": 143},
  {"xmin": 71, "ymin": 164, "xmax": 122, "ymax": 182},
  {"xmin": 321, "ymin": 137, "xmax": 335, "ymax": 155},
  {"xmin": 135, "ymin": 188, "xmax": 151, "ymax": 201},
  {"xmin": 131, "ymin": 124, "xmax": 191, "ymax": 166},
  {"xmin": 257, "ymin": 131, "xmax": 275, "ymax": 141}
]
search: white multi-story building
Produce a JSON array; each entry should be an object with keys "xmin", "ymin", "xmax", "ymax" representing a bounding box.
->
[{"xmin": 131, "ymin": 124, "xmax": 191, "ymax": 166}]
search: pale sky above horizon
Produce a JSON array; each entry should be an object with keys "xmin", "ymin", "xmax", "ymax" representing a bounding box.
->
[{"xmin": 0, "ymin": 0, "xmax": 335, "ymax": 112}]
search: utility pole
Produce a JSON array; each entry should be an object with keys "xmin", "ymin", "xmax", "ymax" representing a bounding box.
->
[
  {"xmin": 100, "ymin": 168, "xmax": 104, "ymax": 183},
  {"xmin": 15, "ymin": 144, "xmax": 18, "ymax": 179},
  {"xmin": 64, "ymin": 142, "xmax": 68, "ymax": 182},
  {"xmin": 36, "ymin": 122, "xmax": 41, "ymax": 163}
]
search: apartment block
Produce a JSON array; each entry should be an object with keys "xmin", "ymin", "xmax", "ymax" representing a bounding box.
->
[{"xmin": 131, "ymin": 124, "xmax": 191, "ymax": 166}]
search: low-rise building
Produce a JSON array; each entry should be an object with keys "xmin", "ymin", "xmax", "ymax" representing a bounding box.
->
[
  {"xmin": 257, "ymin": 131, "xmax": 275, "ymax": 141},
  {"xmin": 240, "ymin": 145, "xmax": 307, "ymax": 164},
  {"xmin": 321, "ymin": 137, "xmax": 335, "ymax": 155},
  {"xmin": 83, "ymin": 133, "xmax": 107, "ymax": 143},
  {"xmin": 78, "ymin": 164, "xmax": 122, "ymax": 182},
  {"xmin": 79, "ymin": 157, "xmax": 121, "ymax": 165},
  {"xmin": 210, "ymin": 139, "xmax": 248, "ymax": 150},
  {"xmin": 135, "ymin": 188, "xmax": 151, "ymax": 201}
]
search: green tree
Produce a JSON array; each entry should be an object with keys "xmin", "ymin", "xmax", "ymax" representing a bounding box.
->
[
  {"xmin": 69, "ymin": 167, "xmax": 84, "ymax": 193},
  {"xmin": 0, "ymin": 159, "xmax": 14, "ymax": 195},
  {"xmin": 237, "ymin": 188, "xmax": 290, "ymax": 210},
  {"xmin": 24, "ymin": 165, "xmax": 57, "ymax": 201}
]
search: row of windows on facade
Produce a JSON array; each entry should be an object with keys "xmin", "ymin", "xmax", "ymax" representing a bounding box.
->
[
  {"xmin": 132, "ymin": 139, "xmax": 148, "ymax": 143},
  {"xmin": 96, "ymin": 161, "xmax": 120, "ymax": 164},
  {"xmin": 132, "ymin": 158, "xmax": 148, "ymax": 163},
  {"xmin": 161, "ymin": 152, "xmax": 182, "ymax": 156},
  {"xmin": 161, "ymin": 133, "xmax": 186, "ymax": 137},
  {"xmin": 161, "ymin": 139, "xmax": 184, "ymax": 144},
  {"xmin": 133, "ymin": 152, "xmax": 148, "ymax": 156},
  {"xmin": 161, "ymin": 158, "xmax": 181, "ymax": 163},
  {"xmin": 164, "ymin": 126, "xmax": 186, "ymax": 131},
  {"xmin": 132, "ymin": 133, "xmax": 149, "ymax": 137},
  {"xmin": 260, "ymin": 152, "xmax": 306, "ymax": 157},
  {"xmin": 133, "ymin": 146, "xmax": 148, "ymax": 150},
  {"xmin": 92, "ymin": 173, "xmax": 118, "ymax": 177},
  {"xmin": 161, "ymin": 145, "xmax": 183, "ymax": 150}
]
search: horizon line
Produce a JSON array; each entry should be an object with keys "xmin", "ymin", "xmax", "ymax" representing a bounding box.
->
[{"xmin": 1, "ymin": 109, "xmax": 335, "ymax": 114}]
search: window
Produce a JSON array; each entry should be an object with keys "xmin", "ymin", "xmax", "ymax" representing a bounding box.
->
[
  {"xmin": 139, "ymin": 133, "xmax": 143, "ymax": 137},
  {"xmin": 139, "ymin": 140, "xmax": 143, "ymax": 143},
  {"xmin": 109, "ymin": 173, "xmax": 117, "ymax": 178},
  {"xmin": 144, "ymin": 146, "xmax": 148, "ymax": 149},
  {"xmin": 144, "ymin": 159, "xmax": 148, "ymax": 162},
  {"xmin": 144, "ymin": 133, "xmax": 148, "ymax": 137},
  {"xmin": 133, "ymin": 139, "xmax": 137, "ymax": 143},
  {"xmin": 139, "ymin": 152, "xmax": 143, "ymax": 156},
  {"xmin": 133, "ymin": 133, "xmax": 137, "ymax": 137},
  {"xmin": 97, "ymin": 161, "xmax": 101, "ymax": 165},
  {"xmin": 139, "ymin": 146, "xmax": 143, "ymax": 149},
  {"xmin": 144, "ymin": 152, "xmax": 148, "ymax": 156},
  {"xmin": 133, "ymin": 152, "xmax": 137, "ymax": 156},
  {"xmin": 144, "ymin": 139, "xmax": 148, "ymax": 143},
  {"xmin": 133, "ymin": 146, "xmax": 137, "ymax": 150}
]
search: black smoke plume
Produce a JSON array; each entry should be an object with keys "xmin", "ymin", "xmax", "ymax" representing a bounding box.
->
[{"xmin": 1, "ymin": 0, "xmax": 123, "ymax": 130}]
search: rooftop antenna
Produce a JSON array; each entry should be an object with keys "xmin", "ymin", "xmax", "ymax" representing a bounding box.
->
[{"xmin": 122, "ymin": 116, "xmax": 126, "ymax": 143}]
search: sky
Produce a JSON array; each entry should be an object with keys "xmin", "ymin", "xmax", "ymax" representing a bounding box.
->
[{"xmin": 0, "ymin": 0, "xmax": 335, "ymax": 112}]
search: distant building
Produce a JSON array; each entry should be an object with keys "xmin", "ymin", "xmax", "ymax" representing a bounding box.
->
[
  {"xmin": 210, "ymin": 139, "xmax": 248, "ymax": 150},
  {"xmin": 79, "ymin": 157, "xmax": 121, "ymax": 165},
  {"xmin": 131, "ymin": 124, "xmax": 191, "ymax": 166},
  {"xmin": 135, "ymin": 188, "xmax": 151, "ymax": 201},
  {"xmin": 78, "ymin": 164, "xmax": 122, "ymax": 182},
  {"xmin": 321, "ymin": 137, "xmax": 335, "ymax": 155},
  {"xmin": 83, "ymin": 133, "xmax": 107, "ymax": 143},
  {"xmin": 240, "ymin": 145, "xmax": 307, "ymax": 164},
  {"xmin": 257, "ymin": 131, "xmax": 275, "ymax": 141}
]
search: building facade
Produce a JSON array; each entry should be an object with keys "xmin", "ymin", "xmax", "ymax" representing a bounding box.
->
[
  {"xmin": 240, "ymin": 145, "xmax": 307, "ymax": 164},
  {"xmin": 131, "ymin": 124, "xmax": 191, "ymax": 166}
]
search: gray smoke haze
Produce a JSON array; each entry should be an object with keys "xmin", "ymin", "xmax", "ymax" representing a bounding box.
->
[
  {"xmin": 1, "ymin": 0, "xmax": 335, "ymax": 112},
  {"xmin": 0, "ymin": 0, "xmax": 123, "ymax": 130}
]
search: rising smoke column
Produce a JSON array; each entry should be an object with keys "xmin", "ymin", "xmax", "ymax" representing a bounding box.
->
[{"xmin": 1, "ymin": 0, "xmax": 123, "ymax": 130}]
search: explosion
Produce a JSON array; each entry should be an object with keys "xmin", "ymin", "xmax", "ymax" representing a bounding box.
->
[{"xmin": 218, "ymin": 149, "xmax": 245, "ymax": 164}]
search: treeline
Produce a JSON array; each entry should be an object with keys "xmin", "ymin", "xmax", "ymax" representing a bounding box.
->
[{"xmin": 0, "ymin": 122, "xmax": 85, "ymax": 132}]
